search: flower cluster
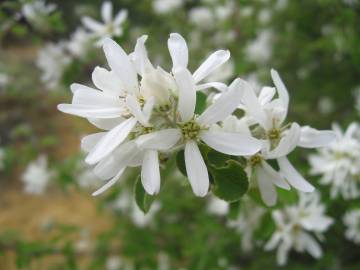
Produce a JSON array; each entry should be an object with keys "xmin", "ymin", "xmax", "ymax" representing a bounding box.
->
[
  {"xmin": 309, "ymin": 122, "xmax": 360, "ymax": 199},
  {"xmin": 58, "ymin": 33, "xmax": 335, "ymax": 206}
]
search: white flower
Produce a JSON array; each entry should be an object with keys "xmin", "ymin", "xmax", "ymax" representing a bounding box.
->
[
  {"xmin": 245, "ymin": 29, "xmax": 273, "ymax": 64},
  {"xmin": 205, "ymin": 60, "xmax": 234, "ymax": 83},
  {"xmin": 81, "ymin": 1, "xmax": 127, "ymax": 46},
  {"xmin": 21, "ymin": 155, "xmax": 52, "ymax": 195},
  {"xmin": 189, "ymin": 7, "xmax": 214, "ymax": 31},
  {"xmin": 207, "ymin": 196, "xmax": 229, "ymax": 216},
  {"xmin": 67, "ymin": 28, "xmax": 92, "ymax": 58},
  {"xmin": 36, "ymin": 42, "xmax": 71, "ymax": 90},
  {"xmin": 76, "ymin": 163, "xmax": 101, "ymax": 189},
  {"xmin": 343, "ymin": 209, "xmax": 360, "ymax": 244},
  {"xmin": 106, "ymin": 256, "xmax": 122, "ymax": 270},
  {"xmin": 22, "ymin": 0, "xmax": 56, "ymax": 30},
  {"xmin": 0, "ymin": 73, "xmax": 9, "ymax": 89},
  {"xmin": 240, "ymin": 69, "xmax": 336, "ymax": 205},
  {"xmin": 318, "ymin": 96, "xmax": 334, "ymax": 115},
  {"xmin": 265, "ymin": 192, "xmax": 333, "ymax": 265},
  {"xmin": 228, "ymin": 197, "xmax": 266, "ymax": 252},
  {"xmin": 309, "ymin": 122, "xmax": 360, "ymax": 199},
  {"xmin": 153, "ymin": 0, "xmax": 184, "ymax": 14}
]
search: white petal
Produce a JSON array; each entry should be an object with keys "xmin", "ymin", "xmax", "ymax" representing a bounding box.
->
[
  {"xmin": 125, "ymin": 95, "xmax": 149, "ymax": 126},
  {"xmin": 92, "ymin": 66, "xmax": 124, "ymax": 95},
  {"xmin": 101, "ymin": 1, "xmax": 112, "ymax": 23},
  {"xmin": 168, "ymin": 33, "xmax": 188, "ymax": 71},
  {"xmin": 141, "ymin": 150, "xmax": 160, "ymax": 195},
  {"xmin": 71, "ymin": 84, "xmax": 121, "ymax": 107},
  {"xmin": 265, "ymin": 232, "xmax": 282, "ymax": 250},
  {"xmin": 85, "ymin": 117, "xmax": 137, "ymax": 164},
  {"xmin": 193, "ymin": 50, "xmax": 230, "ymax": 83},
  {"xmin": 195, "ymin": 82, "xmax": 227, "ymax": 92},
  {"xmin": 142, "ymin": 96, "xmax": 155, "ymax": 122},
  {"xmin": 301, "ymin": 233, "xmax": 322, "ymax": 259},
  {"xmin": 271, "ymin": 69, "xmax": 289, "ymax": 116},
  {"xmin": 258, "ymin": 86, "xmax": 276, "ymax": 105},
  {"xmin": 114, "ymin": 9, "xmax": 128, "ymax": 25},
  {"xmin": 201, "ymin": 130, "xmax": 261, "ymax": 155},
  {"xmin": 241, "ymin": 80, "xmax": 270, "ymax": 129},
  {"xmin": 277, "ymin": 157, "xmax": 314, "ymax": 192},
  {"xmin": 298, "ymin": 126, "xmax": 336, "ymax": 148},
  {"xmin": 82, "ymin": 16, "xmax": 103, "ymax": 32},
  {"xmin": 88, "ymin": 117, "xmax": 125, "ymax": 130},
  {"xmin": 184, "ymin": 141, "xmax": 209, "ymax": 197},
  {"xmin": 81, "ymin": 132, "xmax": 106, "ymax": 152},
  {"xmin": 102, "ymin": 38, "xmax": 138, "ymax": 94},
  {"xmin": 261, "ymin": 161, "xmax": 290, "ymax": 190},
  {"xmin": 92, "ymin": 168, "xmax": 125, "ymax": 196},
  {"xmin": 174, "ymin": 68, "xmax": 196, "ymax": 122},
  {"xmin": 57, "ymin": 104, "xmax": 123, "ymax": 119},
  {"xmin": 136, "ymin": 129, "xmax": 181, "ymax": 150},
  {"xmin": 256, "ymin": 166, "xmax": 277, "ymax": 206},
  {"xmin": 266, "ymin": 123, "xmax": 301, "ymax": 159},
  {"xmin": 130, "ymin": 35, "xmax": 153, "ymax": 75},
  {"xmin": 197, "ymin": 78, "xmax": 244, "ymax": 125}
]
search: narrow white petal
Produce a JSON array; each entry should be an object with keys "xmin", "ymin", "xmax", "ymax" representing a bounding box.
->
[
  {"xmin": 298, "ymin": 126, "xmax": 336, "ymax": 148},
  {"xmin": 241, "ymin": 80, "xmax": 270, "ymax": 129},
  {"xmin": 114, "ymin": 9, "xmax": 127, "ymax": 25},
  {"xmin": 102, "ymin": 38, "xmax": 138, "ymax": 94},
  {"xmin": 174, "ymin": 68, "xmax": 196, "ymax": 122},
  {"xmin": 266, "ymin": 123, "xmax": 301, "ymax": 159},
  {"xmin": 142, "ymin": 96, "xmax": 155, "ymax": 122},
  {"xmin": 271, "ymin": 69, "xmax": 289, "ymax": 116},
  {"xmin": 184, "ymin": 141, "xmax": 209, "ymax": 197},
  {"xmin": 88, "ymin": 117, "xmax": 125, "ymax": 130},
  {"xmin": 101, "ymin": 1, "xmax": 112, "ymax": 23},
  {"xmin": 82, "ymin": 17, "xmax": 103, "ymax": 32},
  {"xmin": 168, "ymin": 33, "xmax": 188, "ymax": 71},
  {"xmin": 85, "ymin": 117, "xmax": 137, "ymax": 164},
  {"xmin": 256, "ymin": 167, "xmax": 277, "ymax": 206},
  {"xmin": 265, "ymin": 232, "xmax": 282, "ymax": 250},
  {"xmin": 277, "ymin": 157, "xmax": 314, "ymax": 192},
  {"xmin": 130, "ymin": 35, "xmax": 153, "ymax": 75},
  {"xmin": 141, "ymin": 150, "xmax": 161, "ymax": 195},
  {"xmin": 197, "ymin": 78, "xmax": 244, "ymax": 125},
  {"xmin": 261, "ymin": 161, "xmax": 290, "ymax": 190},
  {"xmin": 92, "ymin": 168, "xmax": 125, "ymax": 196},
  {"xmin": 57, "ymin": 104, "xmax": 122, "ymax": 118},
  {"xmin": 81, "ymin": 132, "xmax": 106, "ymax": 153},
  {"xmin": 92, "ymin": 66, "xmax": 124, "ymax": 95},
  {"xmin": 302, "ymin": 233, "xmax": 322, "ymax": 259},
  {"xmin": 201, "ymin": 130, "xmax": 261, "ymax": 155},
  {"xmin": 193, "ymin": 50, "xmax": 230, "ymax": 83},
  {"xmin": 258, "ymin": 86, "xmax": 276, "ymax": 105},
  {"xmin": 125, "ymin": 95, "xmax": 149, "ymax": 126},
  {"xmin": 136, "ymin": 129, "xmax": 181, "ymax": 150},
  {"xmin": 195, "ymin": 82, "xmax": 227, "ymax": 92},
  {"xmin": 71, "ymin": 85, "xmax": 121, "ymax": 107}
]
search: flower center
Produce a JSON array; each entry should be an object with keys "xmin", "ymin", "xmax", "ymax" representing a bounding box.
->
[
  {"xmin": 268, "ymin": 128, "xmax": 281, "ymax": 140},
  {"xmin": 179, "ymin": 120, "xmax": 201, "ymax": 140},
  {"xmin": 249, "ymin": 154, "xmax": 262, "ymax": 167}
]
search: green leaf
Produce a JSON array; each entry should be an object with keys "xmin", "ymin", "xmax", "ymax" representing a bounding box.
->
[
  {"xmin": 176, "ymin": 150, "xmax": 187, "ymax": 176},
  {"xmin": 210, "ymin": 160, "xmax": 249, "ymax": 202},
  {"xmin": 228, "ymin": 201, "xmax": 241, "ymax": 220},
  {"xmin": 194, "ymin": 91, "xmax": 207, "ymax": 114},
  {"xmin": 206, "ymin": 149, "xmax": 231, "ymax": 168},
  {"xmin": 134, "ymin": 176, "xmax": 155, "ymax": 213}
]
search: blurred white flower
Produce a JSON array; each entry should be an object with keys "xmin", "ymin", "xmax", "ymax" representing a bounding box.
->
[
  {"xmin": 22, "ymin": 0, "xmax": 56, "ymax": 30},
  {"xmin": 245, "ymin": 29, "xmax": 273, "ymax": 64},
  {"xmin": 82, "ymin": 1, "xmax": 127, "ymax": 46},
  {"xmin": 265, "ymin": 192, "xmax": 333, "ymax": 265},
  {"xmin": 318, "ymin": 96, "xmax": 334, "ymax": 115},
  {"xmin": 158, "ymin": 252, "xmax": 170, "ymax": 270},
  {"xmin": 0, "ymin": 148, "xmax": 5, "ymax": 170},
  {"xmin": 189, "ymin": 7, "xmax": 214, "ymax": 30},
  {"xmin": 258, "ymin": 9, "xmax": 272, "ymax": 24},
  {"xmin": 106, "ymin": 256, "xmax": 122, "ymax": 270},
  {"xmin": 67, "ymin": 28, "xmax": 92, "ymax": 58},
  {"xmin": 228, "ymin": 198, "xmax": 266, "ymax": 252},
  {"xmin": 343, "ymin": 209, "xmax": 360, "ymax": 244},
  {"xmin": 354, "ymin": 86, "xmax": 360, "ymax": 113},
  {"xmin": 21, "ymin": 155, "xmax": 52, "ymax": 195},
  {"xmin": 153, "ymin": 0, "xmax": 184, "ymax": 14},
  {"xmin": 207, "ymin": 196, "xmax": 229, "ymax": 216},
  {"xmin": 76, "ymin": 164, "xmax": 101, "ymax": 189},
  {"xmin": 0, "ymin": 73, "xmax": 9, "ymax": 89},
  {"xmin": 36, "ymin": 42, "xmax": 71, "ymax": 90},
  {"xmin": 309, "ymin": 122, "xmax": 360, "ymax": 199}
]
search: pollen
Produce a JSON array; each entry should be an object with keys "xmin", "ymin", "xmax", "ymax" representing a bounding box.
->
[
  {"xmin": 249, "ymin": 154, "xmax": 262, "ymax": 167},
  {"xmin": 179, "ymin": 120, "xmax": 201, "ymax": 140},
  {"xmin": 268, "ymin": 128, "xmax": 281, "ymax": 140}
]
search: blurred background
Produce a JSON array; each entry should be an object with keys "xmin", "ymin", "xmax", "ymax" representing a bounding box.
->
[{"xmin": 0, "ymin": 0, "xmax": 360, "ymax": 269}]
